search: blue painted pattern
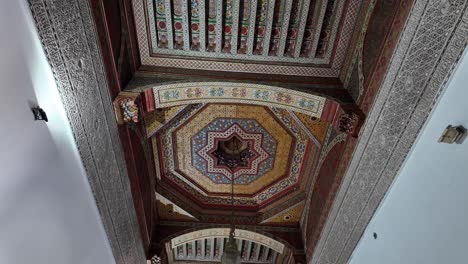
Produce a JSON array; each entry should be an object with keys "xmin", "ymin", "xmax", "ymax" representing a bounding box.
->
[{"xmin": 192, "ymin": 118, "xmax": 277, "ymax": 184}]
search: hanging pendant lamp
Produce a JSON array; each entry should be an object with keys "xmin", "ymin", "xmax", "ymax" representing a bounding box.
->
[
  {"xmin": 221, "ymin": 226, "xmax": 242, "ymax": 264},
  {"xmin": 221, "ymin": 150, "xmax": 242, "ymax": 264}
]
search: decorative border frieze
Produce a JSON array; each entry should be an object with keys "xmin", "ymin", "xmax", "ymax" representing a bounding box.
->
[{"xmin": 151, "ymin": 82, "xmax": 327, "ymax": 118}]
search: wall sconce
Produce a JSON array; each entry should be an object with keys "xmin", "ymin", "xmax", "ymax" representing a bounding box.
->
[
  {"xmin": 31, "ymin": 107, "xmax": 48, "ymax": 122},
  {"xmin": 438, "ymin": 125, "xmax": 466, "ymax": 144}
]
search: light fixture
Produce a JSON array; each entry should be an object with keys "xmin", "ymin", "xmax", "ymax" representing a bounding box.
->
[
  {"xmin": 220, "ymin": 134, "xmax": 243, "ymax": 264},
  {"xmin": 31, "ymin": 106, "xmax": 48, "ymax": 122},
  {"xmin": 213, "ymin": 135, "xmax": 253, "ymax": 169},
  {"xmin": 438, "ymin": 125, "xmax": 466, "ymax": 144},
  {"xmin": 221, "ymin": 226, "xmax": 241, "ymax": 264}
]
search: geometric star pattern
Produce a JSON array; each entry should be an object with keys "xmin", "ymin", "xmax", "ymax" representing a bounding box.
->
[{"xmin": 193, "ymin": 119, "xmax": 276, "ymax": 184}]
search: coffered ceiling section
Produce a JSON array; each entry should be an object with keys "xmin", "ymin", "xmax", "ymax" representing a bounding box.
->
[
  {"xmin": 152, "ymin": 103, "xmax": 327, "ymax": 210},
  {"xmin": 132, "ymin": 0, "xmax": 362, "ymax": 76}
]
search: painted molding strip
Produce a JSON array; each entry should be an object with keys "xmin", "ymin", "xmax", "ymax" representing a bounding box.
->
[{"xmin": 151, "ymin": 82, "xmax": 326, "ymax": 117}]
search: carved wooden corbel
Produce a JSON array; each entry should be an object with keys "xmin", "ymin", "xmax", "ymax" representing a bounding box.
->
[{"xmin": 113, "ymin": 92, "xmax": 141, "ymax": 124}]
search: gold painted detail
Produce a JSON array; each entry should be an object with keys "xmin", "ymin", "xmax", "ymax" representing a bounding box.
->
[
  {"xmin": 145, "ymin": 105, "xmax": 185, "ymax": 136},
  {"xmin": 156, "ymin": 192, "xmax": 197, "ymax": 221},
  {"xmin": 262, "ymin": 202, "xmax": 305, "ymax": 224},
  {"xmin": 174, "ymin": 104, "xmax": 293, "ymax": 195},
  {"xmin": 294, "ymin": 112, "xmax": 330, "ymax": 143}
]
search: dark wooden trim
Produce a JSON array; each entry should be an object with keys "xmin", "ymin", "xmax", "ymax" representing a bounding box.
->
[
  {"xmin": 122, "ymin": 0, "xmax": 141, "ymax": 72},
  {"xmin": 89, "ymin": 0, "xmax": 122, "ymax": 98},
  {"xmin": 137, "ymin": 65, "xmax": 343, "ymax": 87},
  {"xmin": 90, "ymin": 0, "xmax": 155, "ymax": 254},
  {"xmin": 118, "ymin": 126, "xmax": 151, "ymax": 250}
]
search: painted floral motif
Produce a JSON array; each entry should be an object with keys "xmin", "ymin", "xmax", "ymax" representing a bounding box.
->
[
  {"xmin": 257, "ymin": 0, "xmax": 269, "ymax": 22},
  {"xmin": 148, "ymin": 0, "xmax": 344, "ymax": 60},
  {"xmin": 207, "ymin": 0, "xmax": 217, "ymax": 52},
  {"xmin": 209, "ymin": 87, "xmax": 224, "ymax": 96},
  {"xmin": 156, "ymin": 0, "xmax": 165, "ymax": 15},
  {"xmin": 232, "ymin": 87, "xmax": 247, "ymax": 97},
  {"xmin": 163, "ymin": 90, "xmax": 180, "ymax": 100},
  {"xmin": 298, "ymin": 99, "xmax": 316, "ymax": 110},
  {"xmin": 225, "ymin": 0, "xmax": 233, "ymax": 20},
  {"xmin": 171, "ymin": 0, "xmax": 184, "ymax": 50},
  {"xmin": 155, "ymin": 0, "xmax": 169, "ymax": 48},
  {"xmin": 155, "ymin": 83, "xmax": 325, "ymax": 118},
  {"xmin": 191, "ymin": 0, "xmax": 199, "ymax": 18},
  {"xmin": 275, "ymin": 92, "xmax": 292, "ymax": 104},
  {"xmin": 254, "ymin": 90, "xmax": 270, "ymax": 100},
  {"xmin": 186, "ymin": 87, "xmax": 202, "ymax": 98}
]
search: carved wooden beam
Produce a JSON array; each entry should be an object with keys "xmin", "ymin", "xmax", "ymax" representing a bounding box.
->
[
  {"xmin": 262, "ymin": 0, "xmax": 276, "ymax": 56},
  {"xmin": 294, "ymin": 0, "xmax": 313, "ymax": 58},
  {"xmin": 277, "ymin": 0, "xmax": 294, "ymax": 56},
  {"xmin": 164, "ymin": 0, "xmax": 174, "ymax": 49}
]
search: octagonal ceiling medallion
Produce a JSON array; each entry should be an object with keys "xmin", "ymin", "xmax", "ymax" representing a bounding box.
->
[{"xmin": 154, "ymin": 103, "xmax": 318, "ymax": 208}]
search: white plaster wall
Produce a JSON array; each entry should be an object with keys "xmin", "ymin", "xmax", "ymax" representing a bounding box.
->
[
  {"xmin": 349, "ymin": 50, "xmax": 468, "ymax": 264},
  {"xmin": 0, "ymin": 1, "xmax": 115, "ymax": 263}
]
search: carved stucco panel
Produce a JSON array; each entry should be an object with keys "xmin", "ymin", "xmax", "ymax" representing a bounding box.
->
[
  {"xmin": 312, "ymin": 0, "xmax": 468, "ymax": 263},
  {"xmin": 29, "ymin": 0, "xmax": 147, "ymax": 263}
]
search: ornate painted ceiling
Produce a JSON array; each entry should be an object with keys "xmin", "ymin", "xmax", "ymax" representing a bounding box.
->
[
  {"xmin": 96, "ymin": 0, "xmax": 415, "ymax": 261},
  {"xmin": 147, "ymin": 102, "xmax": 334, "ymax": 226},
  {"xmin": 132, "ymin": 0, "xmax": 363, "ymax": 76},
  {"xmin": 39, "ymin": 0, "xmax": 466, "ymax": 262}
]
